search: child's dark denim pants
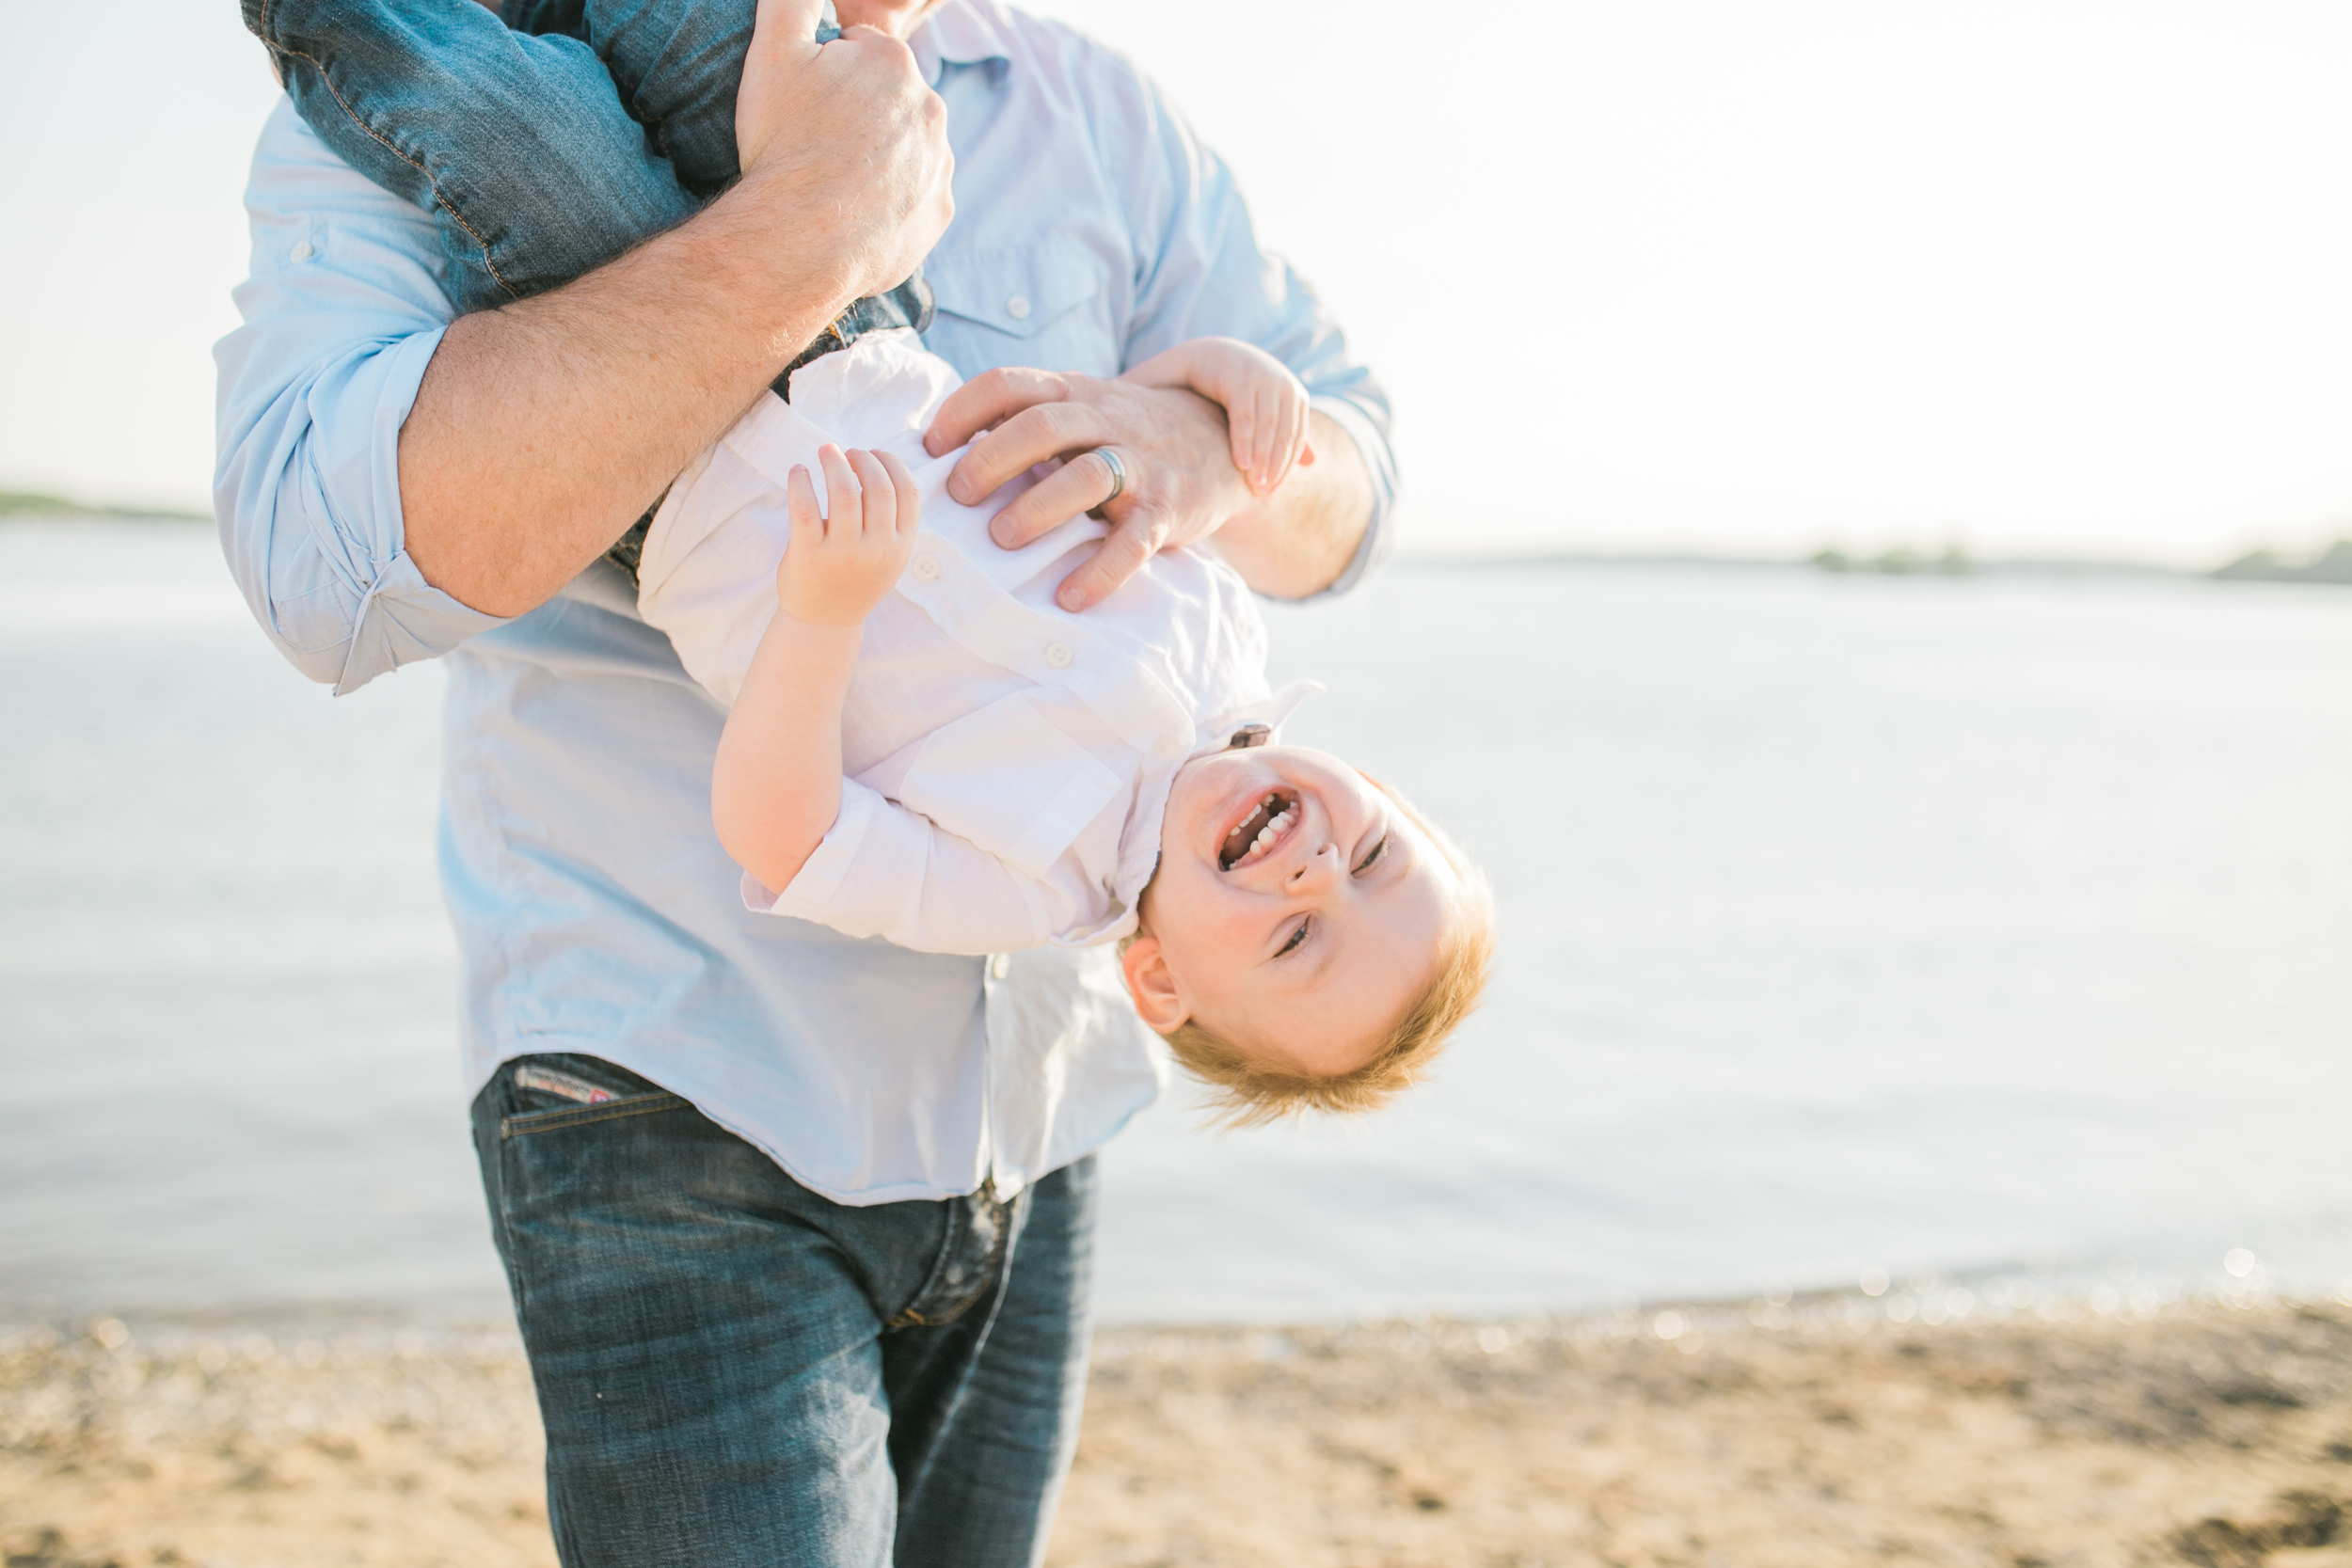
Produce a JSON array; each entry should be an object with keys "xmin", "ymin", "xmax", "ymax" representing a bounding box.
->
[
  {"xmin": 241, "ymin": 0, "xmax": 930, "ymax": 339},
  {"xmin": 239, "ymin": 0, "xmax": 932, "ymax": 576}
]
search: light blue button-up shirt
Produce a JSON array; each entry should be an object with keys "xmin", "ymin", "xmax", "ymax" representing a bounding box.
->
[{"xmin": 212, "ymin": 0, "xmax": 1398, "ymax": 1203}]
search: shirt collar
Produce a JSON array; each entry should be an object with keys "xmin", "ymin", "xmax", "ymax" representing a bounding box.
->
[{"xmin": 911, "ymin": 0, "xmax": 1013, "ymax": 85}]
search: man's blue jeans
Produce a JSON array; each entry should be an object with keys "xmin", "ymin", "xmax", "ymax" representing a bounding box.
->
[{"xmin": 471, "ymin": 1053, "xmax": 1096, "ymax": 1567}]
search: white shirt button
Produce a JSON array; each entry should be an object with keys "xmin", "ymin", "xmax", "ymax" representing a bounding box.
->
[
  {"xmin": 1005, "ymin": 293, "xmax": 1031, "ymax": 321},
  {"xmin": 990, "ymin": 953, "xmax": 1011, "ymax": 980},
  {"xmin": 1043, "ymin": 641, "xmax": 1073, "ymax": 670},
  {"xmin": 289, "ymin": 238, "xmax": 315, "ymax": 263},
  {"xmin": 1153, "ymin": 733, "xmax": 1186, "ymax": 759},
  {"xmin": 910, "ymin": 553, "xmax": 942, "ymax": 582}
]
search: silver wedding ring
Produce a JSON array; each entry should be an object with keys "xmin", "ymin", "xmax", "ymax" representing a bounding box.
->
[{"xmin": 1091, "ymin": 447, "xmax": 1127, "ymax": 506}]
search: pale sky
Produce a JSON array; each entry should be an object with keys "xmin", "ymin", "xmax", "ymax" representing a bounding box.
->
[{"xmin": 6, "ymin": 1, "xmax": 2352, "ymax": 564}]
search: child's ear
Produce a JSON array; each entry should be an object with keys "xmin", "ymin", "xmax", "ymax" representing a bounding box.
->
[{"xmin": 1120, "ymin": 935, "xmax": 1191, "ymax": 1036}]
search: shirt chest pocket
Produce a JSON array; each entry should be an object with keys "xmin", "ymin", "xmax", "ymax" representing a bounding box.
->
[
  {"xmin": 891, "ymin": 692, "xmax": 1128, "ymax": 881},
  {"xmin": 922, "ymin": 245, "xmax": 1116, "ymax": 378}
]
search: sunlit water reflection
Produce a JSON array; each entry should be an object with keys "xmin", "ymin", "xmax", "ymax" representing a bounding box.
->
[{"xmin": 3, "ymin": 523, "xmax": 2345, "ymax": 1323}]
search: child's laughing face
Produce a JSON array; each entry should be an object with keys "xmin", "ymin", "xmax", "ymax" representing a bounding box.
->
[{"xmin": 1125, "ymin": 745, "xmax": 1459, "ymax": 1075}]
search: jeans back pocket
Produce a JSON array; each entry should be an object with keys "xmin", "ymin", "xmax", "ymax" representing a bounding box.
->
[{"xmin": 496, "ymin": 1053, "xmax": 689, "ymax": 1139}]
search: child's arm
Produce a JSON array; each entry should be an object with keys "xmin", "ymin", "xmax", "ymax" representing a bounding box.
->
[
  {"xmin": 712, "ymin": 443, "xmax": 920, "ymax": 896},
  {"xmin": 1122, "ymin": 338, "xmax": 1317, "ymax": 498}
]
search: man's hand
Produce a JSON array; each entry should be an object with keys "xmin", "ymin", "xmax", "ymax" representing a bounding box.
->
[
  {"xmin": 399, "ymin": 0, "xmax": 952, "ymax": 619},
  {"xmin": 924, "ymin": 371, "xmax": 1256, "ymax": 610},
  {"xmin": 778, "ymin": 445, "xmax": 921, "ymax": 627},
  {"xmin": 923, "ymin": 369, "xmax": 1374, "ymax": 609},
  {"xmin": 735, "ymin": 0, "xmax": 953, "ymax": 308}
]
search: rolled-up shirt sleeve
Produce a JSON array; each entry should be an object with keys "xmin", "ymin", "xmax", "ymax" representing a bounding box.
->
[
  {"xmin": 1089, "ymin": 55, "xmax": 1401, "ymax": 598},
  {"xmin": 213, "ymin": 100, "xmax": 509, "ymax": 695},
  {"xmin": 745, "ymin": 782, "xmax": 1064, "ymax": 958}
]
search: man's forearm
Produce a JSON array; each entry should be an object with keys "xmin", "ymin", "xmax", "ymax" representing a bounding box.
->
[
  {"xmin": 1211, "ymin": 410, "xmax": 1375, "ymax": 599},
  {"xmin": 395, "ymin": 3, "xmax": 952, "ymax": 618},
  {"xmin": 398, "ymin": 190, "xmax": 854, "ymax": 618}
]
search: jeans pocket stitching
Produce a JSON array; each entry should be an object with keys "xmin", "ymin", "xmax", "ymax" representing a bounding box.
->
[
  {"xmin": 885, "ymin": 1192, "xmax": 1011, "ymax": 1329},
  {"xmin": 500, "ymin": 1093, "xmax": 687, "ymax": 1139},
  {"xmin": 259, "ymin": 34, "xmax": 520, "ymax": 300}
]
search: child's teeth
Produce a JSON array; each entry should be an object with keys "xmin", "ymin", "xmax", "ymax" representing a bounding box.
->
[{"xmin": 1226, "ymin": 796, "xmax": 1297, "ymax": 866}]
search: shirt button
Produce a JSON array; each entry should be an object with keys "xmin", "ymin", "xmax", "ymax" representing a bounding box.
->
[
  {"xmin": 990, "ymin": 954, "xmax": 1011, "ymax": 980},
  {"xmin": 910, "ymin": 553, "xmax": 942, "ymax": 583},
  {"xmin": 289, "ymin": 238, "xmax": 315, "ymax": 263},
  {"xmin": 1154, "ymin": 733, "xmax": 1186, "ymax": 760},
  {"xmin": 1044, "ymin": 641, "xmax": 1073, "ymax": 670},
  {"xmin": 1005, "ymin": 293, "xmax": 1031, "ymax": 321}
]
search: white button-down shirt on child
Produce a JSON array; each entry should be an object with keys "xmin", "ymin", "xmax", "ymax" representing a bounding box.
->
[{"xmin": 636, "ymin": 327, "xmax": 1314, "ymax": 956}]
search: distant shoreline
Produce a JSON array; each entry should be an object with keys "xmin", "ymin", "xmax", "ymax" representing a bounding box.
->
[
  {"xmin": 1400, "ymin": 549, "xmax": 2193, "ymax": 578},
  {"xmin": 1, "ymin": 490, "xmax": 207, "ymax": 524},
  {"xmin": 11, "ymin": 498, "xmax": 2346, "ymax": 584},
  {"xmin": 1401, "ymin": 541, "xmax": 2352, "ymax": 583}
]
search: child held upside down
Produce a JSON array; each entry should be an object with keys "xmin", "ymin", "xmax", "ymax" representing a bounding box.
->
[{"xmin": 246, "ymin": 0, "xmax": 1494, "ymax": 1114}]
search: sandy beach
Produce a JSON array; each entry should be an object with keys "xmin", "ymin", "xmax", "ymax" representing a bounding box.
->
[{"xmin": 4, "ymin": 1296, "xmax": 2347, "ymax": 1568}]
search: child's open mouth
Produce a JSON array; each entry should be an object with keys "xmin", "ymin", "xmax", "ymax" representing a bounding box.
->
[{"xmin": 1218, "ymin": 790, "xmax": 1299, "ymax": 872}]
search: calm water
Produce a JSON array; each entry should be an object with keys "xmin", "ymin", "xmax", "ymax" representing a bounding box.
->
[{"xmin": 3, "ymin": 522, "xmax": 2347, "ymax": 1324}]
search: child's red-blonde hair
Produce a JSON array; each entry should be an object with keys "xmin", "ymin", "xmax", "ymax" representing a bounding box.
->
[{"xmin": 1150, "ymin": 780, "xmax": 1494, "ymax": 1124}]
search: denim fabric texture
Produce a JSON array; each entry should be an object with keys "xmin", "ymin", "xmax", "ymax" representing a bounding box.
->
[
  {"xmin": 501, "ymin": 0, "xmax": 771, "ymax": 198},
  {"xmin": 240, "ymin": 0, "xmax": 927, "ymax": 338},
  {"xmin": 242, "ymin": 0, "xmax": 930, "ymax": 579},
  {"xmin": 473, "ymin": 1053, "xmax": 1096, "ymax": 1568},
  {"xmin": 243, "ymin": 0, "xmax": 702, "ymax": 313}
]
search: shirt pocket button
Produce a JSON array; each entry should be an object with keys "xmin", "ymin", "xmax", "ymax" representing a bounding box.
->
[
  {"xmin": 910, "ymin": 554, "xmax": 943, "ymax": 583},
  {"xmin": 1044, "ymin": 641, "xmax": 1074, "ymax": 670}
]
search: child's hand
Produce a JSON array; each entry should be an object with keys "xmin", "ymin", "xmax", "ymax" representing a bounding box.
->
[
  {"xmin": 777, "ymin": 444, "xmax": 922, "ymax": 626},
  {"xmin": 1122, "ymin": 338, "xmax": 1316, "ymax": 497}
]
